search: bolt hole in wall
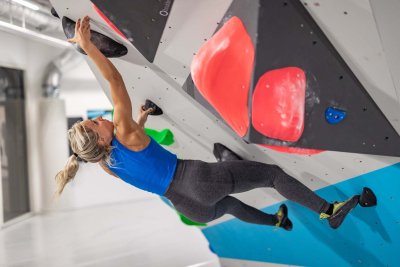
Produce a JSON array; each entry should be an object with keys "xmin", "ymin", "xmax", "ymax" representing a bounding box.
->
[{"xmin": 0, "ymin": 67, "xmax": 30, "ymax": 224}]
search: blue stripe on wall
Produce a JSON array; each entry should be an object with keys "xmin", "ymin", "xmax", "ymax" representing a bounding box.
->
[{"xmin": 202, "ymin": 163, "xmax": 400, "ymax": 266}]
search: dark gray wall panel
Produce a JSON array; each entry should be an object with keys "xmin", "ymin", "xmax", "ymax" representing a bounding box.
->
[{"xmin": 91, "ymin": 0, "xmax": 174, "ymax": 62}]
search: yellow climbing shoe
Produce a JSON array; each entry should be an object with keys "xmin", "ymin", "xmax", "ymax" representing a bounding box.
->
[
  {"xmin": 275, "ymin": 204, "xmax": 293, "ymax": 231},
  {"xmin": 320, "ymin": 196, "xmax": 359, "ymax": 229}
]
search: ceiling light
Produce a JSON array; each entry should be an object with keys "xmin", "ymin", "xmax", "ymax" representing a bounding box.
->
[
  {"xmin": 11, "ymin": 0, "xmax": 40, "ymax": 11},
  {"xmin": 0, "ymin": 20, "xmax": 70, "ymax": 48}
]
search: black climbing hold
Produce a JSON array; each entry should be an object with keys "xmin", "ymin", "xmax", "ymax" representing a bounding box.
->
[
  {"xmin": 51, "ymin": 7, "xmax": 59, "ymax": 19},
  {"xmin": 144, "ymin": 99, "xmax": 163, "ymax": 116},
  {"xmin": 213, "ymin": 143, "xmax": 243, "ymax": 162},
  {"xmin": 359, "ymin": 187, "xmax": 377, "ymax": 207},
  {"xmin": 62, "ymin": 17, "xmax": 128, "ymax": 58},
  {"xmin": 325, "ymin": 107, "xmax": 347, "ymax": 125}
]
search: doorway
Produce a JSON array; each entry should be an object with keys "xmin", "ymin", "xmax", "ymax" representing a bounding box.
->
[{"xmin": 0, "ymin": 66, "xmax": 30, "ymax": 223}]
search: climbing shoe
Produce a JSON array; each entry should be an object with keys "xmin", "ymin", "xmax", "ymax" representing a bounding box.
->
[
  {"xmin": 320, "ymin": 195, "xmax": 359, "ymax": 229},
  {"xmin": 275, "ymin": 204, "xmax": 293, "ymax": 231}
]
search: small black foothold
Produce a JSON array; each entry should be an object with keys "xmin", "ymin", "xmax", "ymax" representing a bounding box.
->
[
  {"xmin": 144, "ymin": 99, "xmax": 163, "ymax": 116},
  {"xmin": 51, "ymin": 7, "xmax": 59, "ymax": 19},
  {"xmin": 213, "ymin": 143, "xmax": 243, "ymax": 162},
  {"xmin": 359, "ymin": 187, "xmax": 377, "ymax": 207}
]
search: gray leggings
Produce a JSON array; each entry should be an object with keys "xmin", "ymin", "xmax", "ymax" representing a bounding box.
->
[{"xmin": 164, "ymin": 159, "xmax": 330, "ymax": 225}]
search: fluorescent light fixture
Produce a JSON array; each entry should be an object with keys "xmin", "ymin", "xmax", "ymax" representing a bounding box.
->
[
  {"xmin": 11, "ymin": 0, "xmax": 40, "ymax": 11},
  {"xmin": 0, "ymin": 20, "xmax": 70, "ymax": 48}
]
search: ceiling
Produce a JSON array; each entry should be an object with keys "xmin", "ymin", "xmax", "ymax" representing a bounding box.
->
[{"xmin": 31, "ymin": 0, "xmax": 52, "ymax": 9}]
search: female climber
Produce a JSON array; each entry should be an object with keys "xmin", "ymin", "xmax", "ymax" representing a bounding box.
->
[{"xmin": 56, "ymin": 16, "xmax": 361, "ymax": 230}]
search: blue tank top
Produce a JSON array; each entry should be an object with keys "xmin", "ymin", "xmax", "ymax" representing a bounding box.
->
[{"xmin": 108, "ymin": 136, "xmax": 177, "ymax": 195}]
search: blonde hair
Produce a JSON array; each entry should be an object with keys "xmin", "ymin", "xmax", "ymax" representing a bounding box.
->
[{"xmin": 55, "ymin": 121, "xmax": 113, "ymax": 196}]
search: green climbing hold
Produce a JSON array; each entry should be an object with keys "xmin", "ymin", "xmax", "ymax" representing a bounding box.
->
[
  {"xmin": 178, "ymin": 212, "xmax": 207, "ymax": 226},
  {"xmin": 160, "ymin": 196, "xmax": 207, "ymax": 227},
  {"xmin": 145, "ymin": 128, "xmax": 174, "ymax": 146}
]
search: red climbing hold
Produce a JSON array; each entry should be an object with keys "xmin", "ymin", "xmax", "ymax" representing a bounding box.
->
[
  {"xmin": 252, "ymin": 67, "xmax": 306, "ymax": 142},
  {"xmin": 191, "ymin": 16, "xmax": 254, "ymax": 137}
]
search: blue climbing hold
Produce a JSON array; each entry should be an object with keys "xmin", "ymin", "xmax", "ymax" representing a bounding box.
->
[
  {"xmin": 325, "ymin": 107, "xmax": 347, "ymax": 125},
  {"xmin": 209, "ymin": 244, "xmax": 216, "ymax": 254}
]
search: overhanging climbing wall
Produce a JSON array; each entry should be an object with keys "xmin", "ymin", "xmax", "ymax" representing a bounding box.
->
[
  {"xmin": 184, "ymin": 0, "xmax": 400, "ymax": 157},
  {"xmin": 50, "ymin": 0, "xmax": 400, "ymax": 266}
]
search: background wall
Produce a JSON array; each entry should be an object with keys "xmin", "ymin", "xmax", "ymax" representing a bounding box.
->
[
  {"xmin": 0, "ymin": 29, "xmax": 65, "ymax": 217},
  {"xmin": 60, "ymin": 62, "xmax": 112, "ymax": 117}
]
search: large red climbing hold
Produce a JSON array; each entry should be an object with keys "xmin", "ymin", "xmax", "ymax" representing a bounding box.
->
[
  {"xmin": 191, "ymin": 16, "xmax": 254, "ymax": 137},
  {"xmin": 252, "ymin": 67, "xmax": 306, "ymax": 142}
]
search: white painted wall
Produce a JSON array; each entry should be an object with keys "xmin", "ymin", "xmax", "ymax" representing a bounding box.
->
[
  {"xmin": 0, "ymin": 30, "xmax": 65, "ymax": 220},
  {"xmin": 60, "ymin": 61, "xmax": 113, "ymax": 117}
]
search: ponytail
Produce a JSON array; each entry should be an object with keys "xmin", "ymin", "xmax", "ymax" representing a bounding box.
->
[
  {"xmin": 55, "ymin": 121, "xmax": 113, "ymax": 196},
  {"xmin": 55, "ymin": 154, "xmax": 80, "ymax": 196}
]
